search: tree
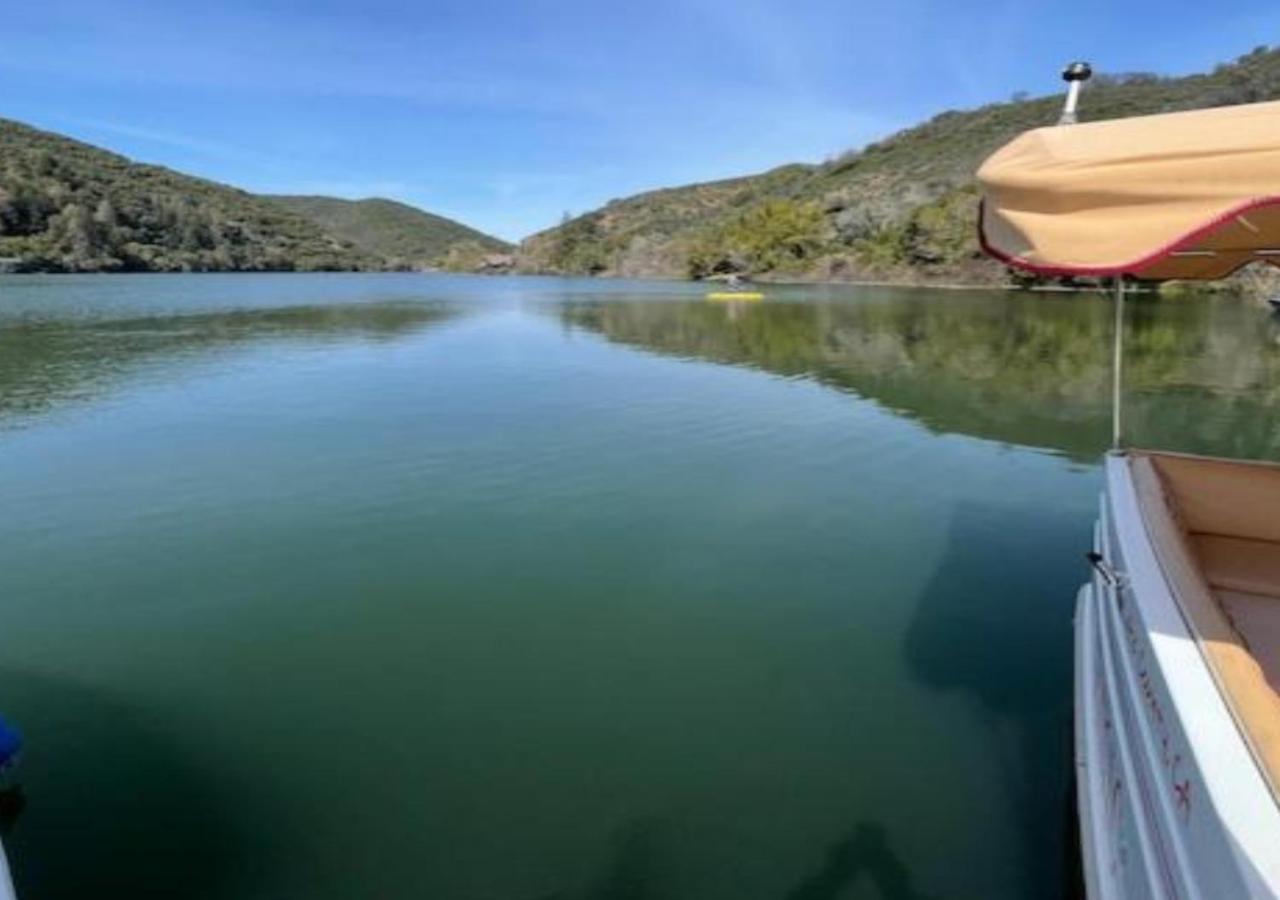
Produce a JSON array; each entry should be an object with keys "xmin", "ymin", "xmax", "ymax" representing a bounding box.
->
[
  {"xmin": 549, "ymin": 214, "xmax": 608, "ymax": 275},
  {"xmin": 687, "ymin": 199, "xmax": 825, "ymax": 278},
  {"xmin": 52, "ymin": 202, "xmax": 97, "ymax": 264},
  {"xmin": 93, "ymin": 198, "xmax": 118, "ymax": 228}
]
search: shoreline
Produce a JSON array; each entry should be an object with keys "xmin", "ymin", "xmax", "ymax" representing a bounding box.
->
[{"xmin": 0, "ymin": 268, "xmax": 1189, "ymax": 297}]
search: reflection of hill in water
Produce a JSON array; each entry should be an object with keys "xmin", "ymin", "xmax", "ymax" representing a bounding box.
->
[
  {"xmin": 561, "ymin": 292, "xmax": 1280, "ymax": 461},
  {"xmin": 0, "ymin": 302, "xmax": 456, "ymax": 425}
]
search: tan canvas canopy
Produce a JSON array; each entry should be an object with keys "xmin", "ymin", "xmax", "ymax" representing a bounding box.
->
[{"xmin": 978, "ymin": 99, "xmax": 1280, "ymax": 280}]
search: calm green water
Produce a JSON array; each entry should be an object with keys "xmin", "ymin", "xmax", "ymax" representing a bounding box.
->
[{"xmin": 1, "ymin": 274, "xmax": 1278, "ymax": 900}]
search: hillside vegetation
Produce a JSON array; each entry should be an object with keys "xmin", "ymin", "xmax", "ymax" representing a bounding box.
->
[
  {"xmin": 561, "ymin": 292, "xmax": 1280, "ymax": 460},
  {"xmin": 0, "ymin": 118, "xmax": 380, "ymax": 273},
  {"xmin": 266, "ymin": 195, "xmax": 510, "ymax": 270},
  {"xmin": 521, "ymin": 46, "xmax": 1280, "ymax": 284},
  {"xmin": 0, "ymin": 119, "xmax": 510, "ymax": 274}
]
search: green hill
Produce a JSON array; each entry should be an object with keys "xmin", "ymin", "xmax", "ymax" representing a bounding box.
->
[
  {"xmin": 520, "ymin": 45, "xmax": 1280, "ymax": 284},
  {"xmin": 265, "ymin": 195, "xmax": 511, "ymax": 270},
  {"xmin": 0, "ymin": 118, "xmax": 380, "ymax": 273}
]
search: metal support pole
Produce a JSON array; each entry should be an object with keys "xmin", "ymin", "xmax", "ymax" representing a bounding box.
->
[
  {"xmin": 1111, "ymin": 278, "xmax": 1124, "ymax": 450},
  {"xmin": 1060, "ymin": 81, "xmax": 1083, "ymax": 125},
  {"xmin": 1059, "ymin": 62, "xmax": 1092, "ymax": 126}
]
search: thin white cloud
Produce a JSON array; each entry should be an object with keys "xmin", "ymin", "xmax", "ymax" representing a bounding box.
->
[{"xmin": 46, "ymin": 115, "xmax": 258, "ymax": 163}]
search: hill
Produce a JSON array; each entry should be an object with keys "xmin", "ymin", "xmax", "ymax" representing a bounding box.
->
[
  {"xmin": 265, "ymin": 195, "xmax": 511, "ymax": 270},
  {"xmin": 0, "ymin": 118, "xmax": 380, "ymax": 273},
  {"xmin": 519, "ymin": 45, "xmax": 1280, "ymax": 285}
]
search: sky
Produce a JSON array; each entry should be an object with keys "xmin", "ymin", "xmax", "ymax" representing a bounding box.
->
[{"xmin": 4, "ymin": 1, "xmax": 1279, "ymax": 241}]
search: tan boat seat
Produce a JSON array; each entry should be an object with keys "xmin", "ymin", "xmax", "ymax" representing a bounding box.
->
[
  {"xmin": 1150, "ymin": 452, "xmax": 1280, "ymax": 544},
  {"xmin": 1195, "ymin": 535, "xmax": 1280, "ymax": 600},
  {"xmin": 1218, "ymin": 591, "xmax": 1280, "ymax": 696}
]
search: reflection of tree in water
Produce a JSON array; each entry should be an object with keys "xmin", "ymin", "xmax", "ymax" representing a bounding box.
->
[
  {"xmin": 0, "ymin": 302, "xmax": 456, "ymax": 424},
  {"xmin": 559, "ymin": 292, "xmax": 1194, "ymax": 897},
  {"xmin": 560, "ymin": 291, "xmax": 1280, "ymax": 462}
]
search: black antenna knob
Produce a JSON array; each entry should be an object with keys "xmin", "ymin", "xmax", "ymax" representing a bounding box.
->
[{"xmin": 1062, "ymin": 61, "xmax": 1093, "ymax": 83}]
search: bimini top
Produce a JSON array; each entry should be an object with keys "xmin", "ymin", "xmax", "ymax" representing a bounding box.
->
[{"xmin": 978, "ymin": 99, "xmax": 1280, "ymax": 280}]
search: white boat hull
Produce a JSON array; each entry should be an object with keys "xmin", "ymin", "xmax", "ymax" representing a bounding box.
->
[{"xmin": 1075, "ymin": 455, "xmax": 1280, "ymax": 898}]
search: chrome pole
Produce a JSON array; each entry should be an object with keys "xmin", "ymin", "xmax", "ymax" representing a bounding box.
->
[{"xmin": 1112, "ymin": 278, "xmax": 1124, "ymax": 449}]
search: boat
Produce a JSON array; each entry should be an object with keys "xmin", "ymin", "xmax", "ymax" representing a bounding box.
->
[
  {"xmin": 979, "ymin": 65, "xmax": 1280, "ymax": 898},
  {"xmin": 705, "ymin": 273, "xmax": 764, "ymax": 301},
  {"xmin": 705, "ymin": 291, "xmax": 764, "ymax": 301}
]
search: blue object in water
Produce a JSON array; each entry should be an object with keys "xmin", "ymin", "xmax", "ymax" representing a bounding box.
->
[{"xmin": 0, "ymin": 717, "xmax": 21, "ymax": 773}]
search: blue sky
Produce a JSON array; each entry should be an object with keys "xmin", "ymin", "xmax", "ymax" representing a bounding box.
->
[{"xmin": 4, "ymin": 1, "xmax": 1279, "ymax": 241}]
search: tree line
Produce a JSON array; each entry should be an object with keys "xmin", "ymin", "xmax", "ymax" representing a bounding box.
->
[{"xmin": 0, "ymin": 121, "xmax": 377, "ymax": 273}]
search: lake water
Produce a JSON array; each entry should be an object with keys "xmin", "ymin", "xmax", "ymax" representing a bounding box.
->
[{"xmin": 1, "ymin": 273, "xmax": 1278, "ymax": 900}]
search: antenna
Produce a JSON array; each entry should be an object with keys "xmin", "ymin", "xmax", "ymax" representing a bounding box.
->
[{"xmin": 1059, "ymin": 61, "xmax": 1093, "ymax": 125}]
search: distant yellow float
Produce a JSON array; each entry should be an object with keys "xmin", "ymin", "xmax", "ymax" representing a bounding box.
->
[{"xmin": 705, "ymin": 291, "xmax": 764, "ymax": 301}]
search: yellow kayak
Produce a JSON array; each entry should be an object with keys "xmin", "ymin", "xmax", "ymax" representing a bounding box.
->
[{"xmin": 705, "ymin": 291, "xmax": 764, "ymax": 301}]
